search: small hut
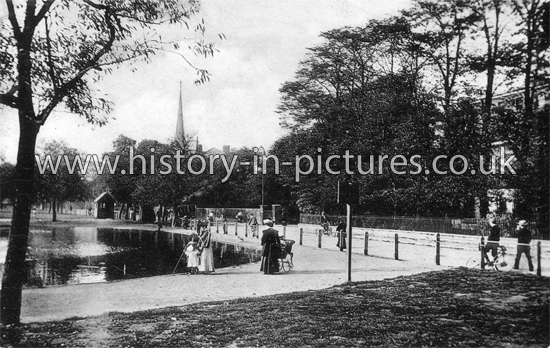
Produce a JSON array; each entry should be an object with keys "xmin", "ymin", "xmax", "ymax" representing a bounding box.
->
[{"xmin": 94, "ymin": 192, "xmax": 114, "ymax": 219}]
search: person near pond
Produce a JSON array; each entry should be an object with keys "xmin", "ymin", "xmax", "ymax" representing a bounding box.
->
[
  {"xmin": 248, "ymin": 213, "xmax": 258, "ymax": 237},
  {"xmin": 185, "ymin": 241, "xmax": 200, "ymax": 274},
  {"xmin": 182, "ymin": 215, "xmax": 190, "ymax": 229},
  {"xmin": 222, "ymin": 213, "xmax": 228, "ymax": 234},
  {"xmin": 484, "ymin": 217, "xmax": 501, "ymax": 264},
  {"xmin": 513, "ymin": 220, "xmax": 534, "ymax": 271},
  {"xmin": 236, "ymin": 210, "xmax": 243, "ymax": 223},
  {"xmin": 198, "ymin": 224, "xmax": 215, "ymax": 274},
  {"xmin": 260, "ymin": 219, "xmax": 281, "ymax": 274},
  {"xmin": 336, "ymin": 219, "xmax": 346, "ymax": 251},
  {"xmin": 208, "ymin": 210, "xmax": 215, "ymax": 223}
]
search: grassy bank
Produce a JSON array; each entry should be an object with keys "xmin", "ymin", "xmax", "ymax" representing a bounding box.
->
[{"xmin": 2, "ymin": 268, "xmax": 548, "ymax": 347}]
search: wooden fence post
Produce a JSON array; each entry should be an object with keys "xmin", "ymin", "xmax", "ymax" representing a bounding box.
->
[
  {"xmin": 480, "ymin": 236, "xmax": 485, "ymax": 270},
  {"xmin": 216, "ymin": 220, "xmax": 219, "ymax": 233},
  {"xmin": 300, "ymin": 228, "xmax": 303, "ymax": 245},
  {"xmin": 394, "ymin": 233, "xmax": 399, "ymax": 260},
  {"xmin": 364, "ymin": 231, "xmax": 368, "ymax": 255},
  {"xmin": 318, "ymin": 230, "xmax": 322, "ymax": 248},
  {"xmin": 245, "ymin": 223, "xmax": 248, "ymax": 237},
  {"xmin": 436, "ymin": 233, "xmax": 440, "ymax": 265},
  {"xmin": 235, "ymin": 222, "xmax": 238, "ymax": 236}
]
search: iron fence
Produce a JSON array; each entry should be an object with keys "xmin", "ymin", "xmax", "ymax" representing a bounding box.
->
[{"xmin": 300, "ymin": 213, "xmax": 548, "ymax": 240}]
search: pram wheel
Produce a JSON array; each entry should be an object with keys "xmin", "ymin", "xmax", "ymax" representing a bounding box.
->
[
  {"xmin": 280, "ymin": 253, "xmax": 293, "ymax": 273},
  {"xmin": 279, "ymin": 239, "xmax": 295, "ymax": 273}
]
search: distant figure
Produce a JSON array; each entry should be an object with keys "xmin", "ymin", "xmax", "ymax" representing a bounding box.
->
[
  {"xmin": 185, "ymin": 242, "xmax": 200, "ymax": 274},
  {"xmin": 156, "ymin": 207, "xmax": 163, "ymax": 231},
  {"xmin": 248, "ymin": 213, "xmax": 259, "ymax": 237},
  {"xmin": 208, "ymin": 210, "xmax": 215, "ymax": 223},
  {"xmin": 182, "ymin": 215, "xmax": 190, "ymax": 229},
  {"xmin": 222, "ymin": 213, "xmax": 228, "ymax": 234},
  {"xmin": 336, "ymin": 219, "xmax": 347, "ymax": 251},
  {"xmin": 236, "ymin": 210, "xmax": 243, "ymax": 223},
  {"xmin": 260, "ymin": 219, "xmax": 280, "ymax": 274},
  {"xmin": 281, "ymin": 210, "xmax": 288, "ymax": 227},
  {"xmin": 32, "ymin": 206, "xmax": 37, "ymax": 219},
  {"xmin": 513, "ymin": 220, "xmax": 534, "ymax": 271}
]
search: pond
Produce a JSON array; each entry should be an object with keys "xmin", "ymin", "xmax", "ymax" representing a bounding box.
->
[{"xmin": 0, "ymin": 227, "xmax": 261, "ymax": 288}]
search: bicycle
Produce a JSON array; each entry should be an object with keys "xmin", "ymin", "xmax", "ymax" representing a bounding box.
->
[
  {"xmin": 315, "ymin": 222, "xmax": 334, "ymax": 237},
  {"xmin": 465, "ymin": 244, "xmax": 508, "ymax": 271}
]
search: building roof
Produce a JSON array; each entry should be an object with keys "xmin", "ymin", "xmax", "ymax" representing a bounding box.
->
[
  {"xmin": 205, "ymin": 147, "xmax": 224, "ymax": 155},
  {"xmin": 94, "ymin": 192, "xmax": 112, "ymax": 203}
]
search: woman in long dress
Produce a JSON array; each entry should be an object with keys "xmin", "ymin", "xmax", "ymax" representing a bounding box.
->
[{"xmin": 198, "ymin": 227, "xmax": 215, "ymax": 273}]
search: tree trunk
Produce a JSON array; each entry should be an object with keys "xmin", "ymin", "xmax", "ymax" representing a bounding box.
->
[
  {"xmin": 0, "ymin": 117, "xmax": 40, "ymax": 325},
  {"xmin": 52, "ymin": 199, "xmax": 57, "ymax": 222}
]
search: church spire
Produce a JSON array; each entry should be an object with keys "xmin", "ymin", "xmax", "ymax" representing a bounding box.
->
[{"xmin": 175, "ymin": 81, "xmax": 185, "ymax": 146}]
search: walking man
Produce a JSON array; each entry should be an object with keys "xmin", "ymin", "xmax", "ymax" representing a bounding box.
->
[
  {"xmin": 513, "ymin": 220, "xmax": 534, "ymax": 271},
  {"xmin": 484, "ymin": 217, "xmax": 500, "ymax": 264}
]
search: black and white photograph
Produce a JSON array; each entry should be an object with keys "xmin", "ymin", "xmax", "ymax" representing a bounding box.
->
[{"xmin": 0, "ymin": 0, "xmax": 548, "ymax": 346}]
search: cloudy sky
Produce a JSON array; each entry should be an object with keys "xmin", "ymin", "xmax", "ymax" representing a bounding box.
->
[{"xmin": 0, "ymin": 0, "xmax": 412, "ymax": 163}]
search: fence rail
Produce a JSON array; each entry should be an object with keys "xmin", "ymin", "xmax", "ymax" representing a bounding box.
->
[{"xmin": 300, "ymin": 213, "xmax": 548, "ymax": 240}]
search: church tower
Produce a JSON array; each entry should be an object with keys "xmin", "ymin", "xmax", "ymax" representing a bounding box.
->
[{"xmin": 175, "ymin": 81, "xmax": 185, "ymax": 146}]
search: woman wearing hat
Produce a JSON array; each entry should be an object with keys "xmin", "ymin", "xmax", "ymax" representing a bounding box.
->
[
  {"xmin": 198, "ymin": 224, "xmax": 215, "ymax": 274},
  {"xmin": 260, "ymin": 219, "xmax": 281, "ymax": 274}
]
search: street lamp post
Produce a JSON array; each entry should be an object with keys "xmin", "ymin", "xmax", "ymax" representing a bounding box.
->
[{"xmin": 257, "ymin": 146, "xmax": 266, "ymax": 221}]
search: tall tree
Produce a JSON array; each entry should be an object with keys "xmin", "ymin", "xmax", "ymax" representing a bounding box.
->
[
  {"xmin": 403, "ymin": 0, "xmax": 481, "ymax": 111},
  {"xmin": 0, "ymin": 0, "xmax": 218, "ymax": 325},
  {"xmin": 34, "ymin": 140, "xmax": 90, "ymax": 221}
]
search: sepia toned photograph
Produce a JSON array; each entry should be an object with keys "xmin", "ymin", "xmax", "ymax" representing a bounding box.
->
[{"xmin": 0, "ymin": 0, "xmax": 548, "ymax": 346}]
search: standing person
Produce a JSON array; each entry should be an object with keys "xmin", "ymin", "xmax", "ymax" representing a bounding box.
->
[
  {"xmin": 484, "ymin": 217, "xmax": 501, "ymax": 264},
  {"xmin": 336, "ymin": 219, "xmax": 347, "ymax": 251},
  {"xmin": 260, "ymin": 219, "xmax": 281, "ymax": 274},
  {"xmin": 248, "ymin": 213, "xmax": 258, "ymax": 237},
  {"xmin": 236, "ymin": 210, "xmax": 243, "ymax": 223},
  {"xmin": 222, "ymin": 213, "xmax": 228, "ymax": 234},
  {"xmin": 185, "ymin": 242, "xmax": 200, "ymax": 274},
  {"xmin": 208, "ymin": 210, "xmax": 215, "ymax": 223},
  {"xmin": 198, "ymin": 223, "xmax": 215, "ymax": 274},
  {"xmin": 513, "ymin": 220, "xmax": 534, "ymax": 271}
]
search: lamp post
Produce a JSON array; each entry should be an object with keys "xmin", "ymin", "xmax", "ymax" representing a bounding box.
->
[{"xmin": 256, "ymin": 146, "xmax": 266, "ymax": 221}]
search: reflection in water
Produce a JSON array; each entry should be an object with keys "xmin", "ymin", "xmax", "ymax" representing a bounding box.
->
[{"xmin": 0, "ymin": 227, "xmax": 261, "ymax": 288}]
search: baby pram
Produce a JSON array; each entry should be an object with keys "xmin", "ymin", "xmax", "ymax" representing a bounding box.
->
[{"xmin": 278, "ymin": 239, "xmax": 295, "ymax": 273}]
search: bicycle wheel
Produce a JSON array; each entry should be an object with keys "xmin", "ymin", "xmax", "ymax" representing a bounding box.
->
[{"xmin": 465, "ymin": 254, "xmax": 482, "ymax": 269}]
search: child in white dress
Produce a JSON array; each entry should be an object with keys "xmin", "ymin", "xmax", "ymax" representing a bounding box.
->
[{"xmin": 185, "ymin": 242, "xmax": 200, "ymax": 274}]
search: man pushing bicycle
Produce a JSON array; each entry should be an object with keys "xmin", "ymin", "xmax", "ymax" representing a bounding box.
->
[{"xmin": 484, "ymin": 217, "xmax": 501, "ymax": 265}]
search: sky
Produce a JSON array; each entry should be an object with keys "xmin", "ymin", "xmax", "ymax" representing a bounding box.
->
[{"xmin": 0, "ymin": 0, "xmax": 412, "ymax": 164}]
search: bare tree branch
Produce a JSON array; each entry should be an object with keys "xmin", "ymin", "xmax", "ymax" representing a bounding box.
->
[{"xmin": 5, "ymin": 0, "xmax": 21, "ymax": 38}]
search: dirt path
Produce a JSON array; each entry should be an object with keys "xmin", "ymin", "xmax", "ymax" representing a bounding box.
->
[{"xmin": 21, "ymin": 237, "xmax": 443, "ymax": 322}]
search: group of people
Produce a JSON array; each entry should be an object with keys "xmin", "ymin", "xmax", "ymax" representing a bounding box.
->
[
  {"xmin": 484, "ymin": 216, "xmax": 534, "ymax": 271},
  {"xmin": 184, "ymin": 222, "xmax": 215, "ymax": 274},
  {"xmin": 184, "ymin": 212, "xmax": 536, "ymax": 275}
]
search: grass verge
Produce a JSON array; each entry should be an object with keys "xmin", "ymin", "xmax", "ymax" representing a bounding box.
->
[{"xmin": 1, "ymin": 268, "xmax": 549, "ymax": 347}]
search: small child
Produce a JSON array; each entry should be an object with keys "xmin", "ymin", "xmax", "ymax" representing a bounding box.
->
[{"xmin": 185, "ymin": 242, "xmax": 200, "ymax": 274}]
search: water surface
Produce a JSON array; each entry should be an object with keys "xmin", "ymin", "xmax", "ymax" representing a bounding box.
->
[{"xmin": 0, "ymin": 227, "xmax": 261, "ymax": 288}]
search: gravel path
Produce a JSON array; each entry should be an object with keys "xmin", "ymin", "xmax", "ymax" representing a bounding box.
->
[{"xmin": 21, "ymin": 229, "xmax": 444, "ymax": 323}]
